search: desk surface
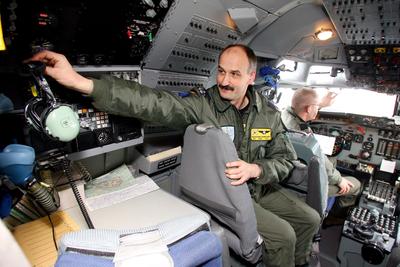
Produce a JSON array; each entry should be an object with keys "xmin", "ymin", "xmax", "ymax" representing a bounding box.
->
[{"xmin": 59, "ymin": 185, "xmax": 209, "ymax": 229}]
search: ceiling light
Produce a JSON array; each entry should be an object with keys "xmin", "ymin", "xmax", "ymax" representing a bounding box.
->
[{"xmin": 315, "ymin": 29, "xmax": 333, "ymax": 41}]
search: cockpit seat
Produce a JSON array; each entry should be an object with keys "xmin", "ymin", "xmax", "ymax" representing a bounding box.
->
[
  {"xmin": 178, "ymin": 124, "xmax": 263, "ymax": 265},
  {"xmin": 285, "ymin": 130, "xmax": 332, "ymax": 217},
  {"xmin": 178, "ymin": 124, "xmax": 328, "ymax": 265}
]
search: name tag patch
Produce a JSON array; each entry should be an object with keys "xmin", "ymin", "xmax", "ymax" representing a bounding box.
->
[
  {"xmin": 251, "ymin": 128, "xmax": 272, "ymax": 141},
  {"xmin": 221, "ymin": 126, "xmax": 235, "ymax": 142}
]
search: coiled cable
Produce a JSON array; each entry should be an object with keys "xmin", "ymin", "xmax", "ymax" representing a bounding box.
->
[{"xmin": 63, "ymin": 159, "xmax": 94, "ymax": 229}]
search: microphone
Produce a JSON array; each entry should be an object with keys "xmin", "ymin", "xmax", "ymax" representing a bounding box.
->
[{"xmin": 0, "ymin": 144, "xmax": 59, "ymax": 214}]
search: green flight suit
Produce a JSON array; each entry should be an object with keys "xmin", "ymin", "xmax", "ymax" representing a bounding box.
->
[
  {"xmin": 90, "ymin": 76, "xmax": 320, "ymax": 266},
  {"xmin": 281, "ymin": 107, "xmax": 361, "ymax": 211}
]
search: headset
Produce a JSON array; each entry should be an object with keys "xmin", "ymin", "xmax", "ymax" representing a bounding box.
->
[{"xmin": 23, "ymin": 61, "xmax": 80, "ymax": 142}]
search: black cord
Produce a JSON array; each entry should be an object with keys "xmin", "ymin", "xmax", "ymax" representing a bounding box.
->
[
  {"xmin": 63, "ymin": 159, "xmax": 95, "ymax": 229},
  {"xmin": 25, "ymin": 195, "xmax": 58, "ymax": 252},
  {"xmin": 47, "ymin": 213, "xmax": 58, "ymax": 251}
]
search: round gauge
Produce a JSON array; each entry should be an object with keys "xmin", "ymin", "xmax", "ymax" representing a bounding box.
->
[
  {"xmin": 359, "ymin": 150, "xmax": 371, "ymax": 160},
  {"xmin": 343, "ymin": 132, "xmax": 354, "ymax": 141},
  {"xmin": 362, "ymin": 141, "xmax": 374, "ymax": 151},
  {"xmin": 348, "ymin": 49, "xmax": 356, "ymax": 55},
  {"xmin": 98, "ymin": 132, "xmax": 108, "ymax": 143},
  {"xmin": 329, "ymin": 128, "xmax": 342, "ymax": 137},
  {"xmin": 353, "ymin": 134, "xmax": 364, "ymax": 143},
  {"xmin": 367, "ymin": 136, "xmax": 373, "ymax": 142}
]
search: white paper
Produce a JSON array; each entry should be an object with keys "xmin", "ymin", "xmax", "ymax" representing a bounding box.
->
[
  {"xmin": 313, "ymin": 134, "xmax": 336, "ymax": 156},
  {"xmin": 114, "ymin": 230, "xmax": 173, "ymax": 267},
  {"xmin": 84, "ymin": 164, "xmax": 159, "ymax": 211},
  {"xmin": 114, "ymin": 253, "xmax": 173, "ymax": 267},
  {"xmin": 380, "ymin": 159, "xmax": 396, "ymax": 173},
  {"xmin": 114, "ymin": 230, "xmax": 168, "ymax": 260}
]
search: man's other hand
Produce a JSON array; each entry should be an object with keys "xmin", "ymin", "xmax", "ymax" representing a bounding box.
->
[
  {"xmin": 319, "ymin": 91, "xmax": 337, "ymax": 108},
  {"xmin": 337, "ymin": 178, "xmax": 354, "ymax": 195},
  {"xmin": 225, "ymin": 160, "xmax": 261, "ymax": 186}
]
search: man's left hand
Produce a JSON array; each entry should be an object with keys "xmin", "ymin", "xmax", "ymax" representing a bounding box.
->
[{"xmin": 225, "ymin": 160, "xmax": 261, "ymax": 186}]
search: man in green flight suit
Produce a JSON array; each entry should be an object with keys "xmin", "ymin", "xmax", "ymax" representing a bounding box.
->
[
  {"xmin": 281, "ymin": 87, "xmax": 361, "ymax": 224},
  {"xmin": 30, "ymin": 44, "xmax": 320, "ymax": 267}
]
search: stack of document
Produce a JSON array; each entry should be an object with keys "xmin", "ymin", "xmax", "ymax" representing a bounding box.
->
[{"xmin": 84, "ymin": 164, "xmax": 159, "ymax": 211}]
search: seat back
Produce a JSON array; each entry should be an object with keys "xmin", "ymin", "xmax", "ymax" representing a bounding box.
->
[
  {"xmin": 285, "ymin": 131, "xmax": 329, "ymax": 217},
  {"xmin": 178, "ymin": 124, "xmax": 262, "ymax": 264}
]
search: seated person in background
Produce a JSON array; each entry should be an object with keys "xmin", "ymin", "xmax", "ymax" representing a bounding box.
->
[
  {"xmin": 281, "ymin": 87, "xmax": 361, "ymax": 224},
  {"xmin": 30, "ymin": 45, "xmax": 320, "ymax": 267}
]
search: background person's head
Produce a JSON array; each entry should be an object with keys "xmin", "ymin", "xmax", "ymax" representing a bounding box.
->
[
  {"xmin": 291, "ymin": 87, "xmax": 320, "ymax": 121},
  {"xmin": 217, "ymin": 44, "xmax": 256, "ymax": 108}
]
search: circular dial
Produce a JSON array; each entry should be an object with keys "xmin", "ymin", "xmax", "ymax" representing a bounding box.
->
[
  {"xmin": 362, "ymin": 141, "xmax": 374, "ymax": 151},
  {"xmin": 329, "ymin": 128, "xmax": 342, "ymax": 137},
  {"xmin": 353, "ymin": 134, "xmax": 364, "ymax": 143},
  {"xmin": 343, "ymin": 132, "xmax": 354, "ymax": 141}
]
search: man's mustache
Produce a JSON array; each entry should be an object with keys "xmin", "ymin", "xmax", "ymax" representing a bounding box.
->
[{"xmin": 219, "ymin": 84, "xmax": 234, "ymax": 91}]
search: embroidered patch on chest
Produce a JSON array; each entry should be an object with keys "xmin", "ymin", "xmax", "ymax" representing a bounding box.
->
[
  {"xmin": 251, "ymin": 128, "xmax": 272, "ymax": 141},
  {"xmin": 221, "ymin": 126, "xmax": 235, "ymax": 142}
]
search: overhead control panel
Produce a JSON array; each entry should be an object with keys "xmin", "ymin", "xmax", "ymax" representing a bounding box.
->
[
  {"xmin": 323, "ymin": 0, "xmax": 400, "ymax": 46},
  {"xmin": 344, "ymin": 45, "xmax": 400, "ymax": 93},
  {"xmin": 0, "ymin": 0, "xmax": 173, "ymax": 67},
  {"xmin": 322, "ymin": 0, "xmax": 400, "ymax": 92}
]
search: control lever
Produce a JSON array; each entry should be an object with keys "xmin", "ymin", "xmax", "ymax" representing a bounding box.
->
[
  {"xmin": 353, "ymin": 225, "xmax": 374, "ymax": 240},
  {"xmin": 370, "ymin": 208, "xmax": 380, "ymax": 223}
]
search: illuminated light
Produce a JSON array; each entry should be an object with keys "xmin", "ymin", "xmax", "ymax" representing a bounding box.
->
[
  {"xmin": 315, "ymin": 29, "xmax": 334, "ymax": 41},
  {"xmin": 38, "ymin": 21, "xmax": 47, "ymax": 26},
  {"xmin": 374, "ymin": 47, "xmax": 386, "ymax": 53},
  {"xmin": 39, "ymin": 13, "xmax": 48, "ymax": 18},
  {"xmin": 127, "ymin": 29, "xmax": 133, "ymax": 39},
  {"xmin": 0, "ymin": 15, "xmax": 5, "ymax": 51}
]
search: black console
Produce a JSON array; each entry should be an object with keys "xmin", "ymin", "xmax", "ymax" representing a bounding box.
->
[
  {"xmin": 338, "ymin": 206, "xmax": 398, "ymax": 266},
  {"xmin": 337, "ymin": 175, "xmax": 400, "ymax": 266}
]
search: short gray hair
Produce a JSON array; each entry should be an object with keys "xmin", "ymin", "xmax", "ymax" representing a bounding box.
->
[{"xmin": 291, "ymin": 87, "xmax": 318, "ymax": 113}]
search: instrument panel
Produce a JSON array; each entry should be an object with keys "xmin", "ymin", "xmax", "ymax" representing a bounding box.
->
[
  {"xmin": 310, "ymin": 114, "xmax": 400, "ymax": 175},
  {"xmin": 0, "ymin": 0, "xmax": 173, "ymax": 67}
]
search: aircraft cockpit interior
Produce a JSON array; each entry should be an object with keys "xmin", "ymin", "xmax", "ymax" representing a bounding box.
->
[{"xmin": 1, "ymin": 0, "xmax": 400, "ymax": 266}]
